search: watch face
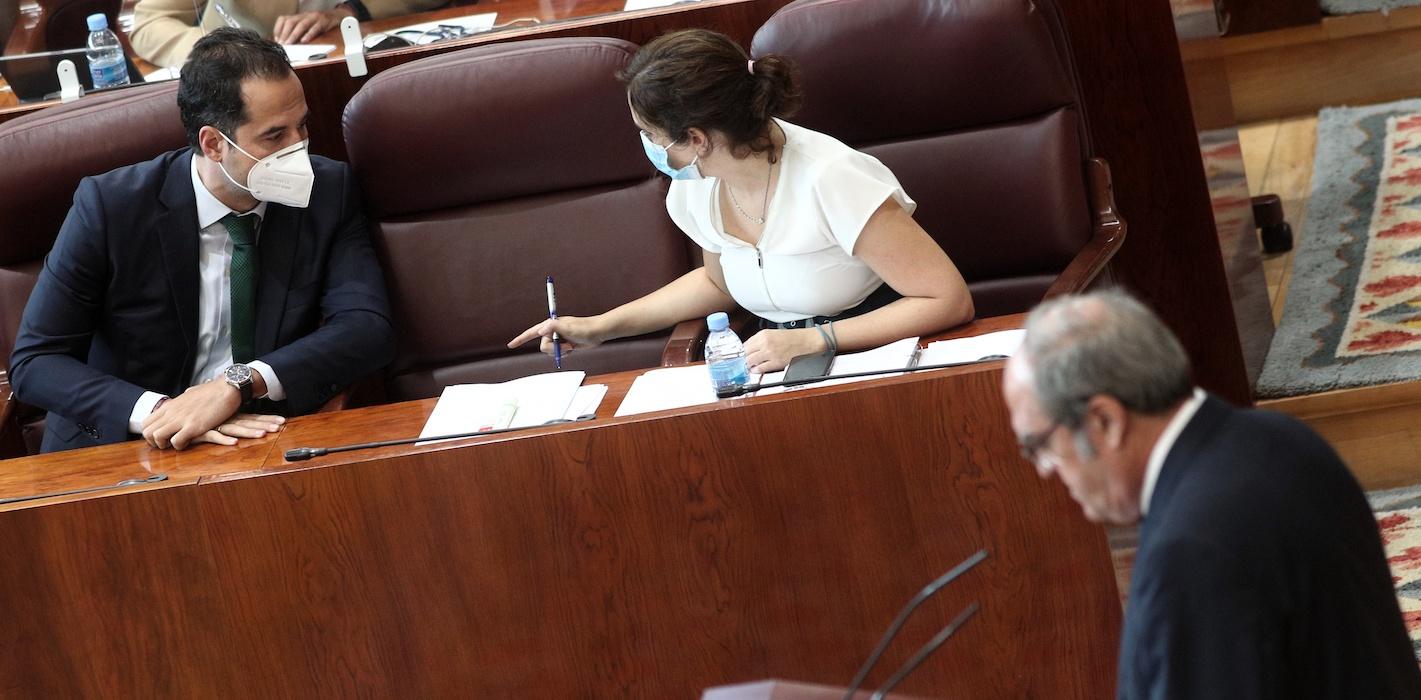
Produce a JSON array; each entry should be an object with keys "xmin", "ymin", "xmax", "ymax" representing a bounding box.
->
[{"xmin": 225, "ymin": 364, "xmax": 252, "ymax": 383}]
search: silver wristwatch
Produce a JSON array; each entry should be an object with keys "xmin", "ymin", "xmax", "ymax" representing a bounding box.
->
[{"xmin": 224, "ymin": 363, "xmax": 255, "ymax": 403}]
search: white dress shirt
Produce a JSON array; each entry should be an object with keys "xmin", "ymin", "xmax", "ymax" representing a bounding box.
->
[
  {"xmin": 666, "ymin": 119, "xmax": 915, "ymax": 323},
  {"xmin": 126, "ymin": 157, "xmax": 287, "ymax": 433},
  {"xmin": 1139, "ymin": 388, "xmax": 1207, "ymax": 516}
]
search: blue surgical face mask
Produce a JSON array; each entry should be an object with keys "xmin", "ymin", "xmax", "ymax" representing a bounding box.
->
[{"xmin": 640, "ymin": 130, "xmax": 703, "ymax": 181}]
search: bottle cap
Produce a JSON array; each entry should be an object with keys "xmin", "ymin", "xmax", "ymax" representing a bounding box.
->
[
  {"xmin": 86, "ymin": 13, "xmax": 108, "ymax": 31},
  {"xmin": 707, "ymin": 312, "xmax": 729, "ymax": 332}
]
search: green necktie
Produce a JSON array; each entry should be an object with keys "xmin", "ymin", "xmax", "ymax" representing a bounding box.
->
[{"xmin": 222, "ymin": 213, "xmax": 259, "ymax": 364}]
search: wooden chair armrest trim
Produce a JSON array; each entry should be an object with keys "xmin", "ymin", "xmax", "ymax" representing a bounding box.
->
[
  {"xmin": 1045, "ymin": 158, "xmax": 1128, "ymax": 299},
  {"xmin": 0, "ymin": 368, "xmax": 30, "ymax": 458},
  {"xmin": 662, "ymin": 319, "xmax": 707, "ymax": 366}
]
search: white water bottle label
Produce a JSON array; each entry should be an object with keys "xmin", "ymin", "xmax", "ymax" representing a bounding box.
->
[{"xmin": 89, "ymin": 56, "xmax": 127, "ymax": 88}]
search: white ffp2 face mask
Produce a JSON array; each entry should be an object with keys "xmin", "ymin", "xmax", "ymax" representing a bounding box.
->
[{"xmin": 217, "ymin": 132, "xmax": 315, "ymax": 208}]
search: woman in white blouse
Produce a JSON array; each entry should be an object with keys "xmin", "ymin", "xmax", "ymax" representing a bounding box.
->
[{"xmin": 510, "ymin": 29, "xmax": 973, "ymax": 373}]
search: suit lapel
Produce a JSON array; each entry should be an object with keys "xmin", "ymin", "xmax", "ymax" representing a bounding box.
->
[
  {"xmin": 1141, "ymin": 394, "xmax": 1231, "ymax": 537},
  {"xmin": 255, "ymin": 203, "xmax": 300, "ymax": 355},
  {"xmin": 157, "ymin": 150, "xmax": 200, "ymax": 386}
]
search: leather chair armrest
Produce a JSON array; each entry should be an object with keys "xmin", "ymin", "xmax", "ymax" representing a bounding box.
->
[
  {"xmin": 1045, "ymin": 158, "xmax": 1127, "ymax": 299},
  {"xmin": 0, "ymin": 368, "xmax": 30, "ymax": 459},
  {"xmin": 662, "ymin": 319, "xmax": 707, "ymax": 366}
]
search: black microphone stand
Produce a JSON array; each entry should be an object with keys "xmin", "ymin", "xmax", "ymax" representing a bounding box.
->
[
  {"xmin": 284, "ymin": 415, "xmax": 595, "ymax": 462},
  {"xmin": 841, "ymin": 548, "xmax": 989, "ymax": 699}
]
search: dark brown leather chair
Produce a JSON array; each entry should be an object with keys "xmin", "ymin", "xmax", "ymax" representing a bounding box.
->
[
  {"xmin": 343, "ymin": 37, "xmax": 702, "ymax": 401},
  {"xmin": 0, "ymin": 81, "xmax": 186, "ymax": 456},
  {"xmin": 751, "ymin": 0, "xmax": 1124, "ymax": 317},
  {"xmin": 7, "ymin": 0, "xmax": 127, "ymax": 55}
]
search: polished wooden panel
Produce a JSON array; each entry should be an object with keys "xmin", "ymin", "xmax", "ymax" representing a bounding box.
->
[
  {"xmin": 0, "ymin": 486, "xmax": 239, "ymax": 696},
  {"xmin": 0, "ymin": 317, "xmax": 1120, "ymax": 697},
  {"xmin": 1216, "ymin": 0, "xmax": 1320, "ymax": 36},
  {"xmin": 1180, "ymin": 7, "xmax": 1421, "ymax": 124},
  {"xmin": 1054, "ymin": 0, "xmax": 1252, "ymax": 404},
  {"xmin": 703, "ymin": 680, "xmax": 922, "ymax": 699},
  {"xmin": 0, "ymin": 430, "xmax": 271, "ymax": 510}
]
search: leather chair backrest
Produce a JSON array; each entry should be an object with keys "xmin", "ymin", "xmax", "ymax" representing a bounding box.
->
[
  {"xmin": 344, "ymin": 37, "xmax": 697, "ymax": 400},
  {"xmin": 751, "ymin": 0, "xmax": 1094, "ymax": 317},
  {"xmin": 42, "ymin": 0, "xmax": 121, "ymax": 51},
  {"xmin": 0, "ymin": 81, "xmax": 186, "ymax": 366}
]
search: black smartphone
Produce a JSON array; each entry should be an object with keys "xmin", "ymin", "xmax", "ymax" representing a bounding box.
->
[{"xmin": 784, "ymin": 349, "xmax": 835, "ymax": 382}]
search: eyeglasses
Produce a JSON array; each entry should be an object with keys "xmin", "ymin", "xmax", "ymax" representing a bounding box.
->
[{"xmin": 1017, "ymin": 420, "xmax": 1062, "ymax": 466}]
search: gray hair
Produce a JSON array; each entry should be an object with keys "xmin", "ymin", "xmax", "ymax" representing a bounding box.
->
[{"xmin": 1021, "ymin": 289, "xmax": 1193, "ymax": 430}]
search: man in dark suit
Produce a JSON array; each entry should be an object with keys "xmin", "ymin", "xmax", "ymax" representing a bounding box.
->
[
  {"xmin": 1001, "ymin": 290, "xmax": 1421, "ymax": 698},
  {"xmin": 11, "ymin": 28, "xmax": 394, "ymax": 454}
]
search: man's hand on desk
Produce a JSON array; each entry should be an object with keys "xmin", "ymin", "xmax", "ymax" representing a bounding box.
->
[
  {"xmin": 273, "ymin": 5, "xmax": 357, "ymax": 45},
  {"xmin": 140, "ymin": 378, "xmax": 285, "ymax": 450}
]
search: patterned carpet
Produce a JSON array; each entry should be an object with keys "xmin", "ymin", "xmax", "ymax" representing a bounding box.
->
[
  {"xmin": 1371, "ymin": 485, "xmax": 1421, "ymax": 657},
  {"xmin": 1258, "ymin": 99, "xmax": 1421, "ymax": 397},
  {"xmin": 1107, "ymin": 482, "xmax": 1421, "ymax": 659},
  {"xmin": 1321, "ymin": 1, "xmax": 1421, "ymax": 14}
]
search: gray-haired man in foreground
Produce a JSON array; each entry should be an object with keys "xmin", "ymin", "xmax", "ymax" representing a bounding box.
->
[{"xmin": 1002, "ymin": 290, "xmax": 1420, "ymax": 699}]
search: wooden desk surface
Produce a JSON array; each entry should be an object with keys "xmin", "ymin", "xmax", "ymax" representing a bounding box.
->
[
  {"xmin": 309, "ymin": 0, "xmax": 750, "ymax": 58},
  {"xmin": 0, "ymin": 313, "xmax": 1023, "ymax": 502},
  {"xmin": 0, "ymin": 313, "xmax": 1121, "ymax": 698}
]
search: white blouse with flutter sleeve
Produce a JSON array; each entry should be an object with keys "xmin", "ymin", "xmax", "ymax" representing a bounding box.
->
[{"xmin": 665, "ymin": 119, "xmax": 916, "ymax": 324}]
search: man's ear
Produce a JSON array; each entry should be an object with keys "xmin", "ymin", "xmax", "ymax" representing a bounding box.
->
[
  {"xmin": 197, "ymin": 125, "xmax": 226, "ymax": 162},
  {"xmin": 1085, "ymin": 395, "xmax": 1128, "ymax": 451}
]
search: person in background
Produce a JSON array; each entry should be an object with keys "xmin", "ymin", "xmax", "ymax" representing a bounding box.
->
[
  {"xmin": 130, "ymin": 0, "xmax": 447, "ymax": 68},
  {"xmin": 510, "ymin": 29, "xmax": 974, "ymax": 372},
  {"xmin": 11, "ymin": 29, "xmax": 394, "ymax": 453},
  {"xmin": 1002, "ymin": 290, "xmax": 1421, "ymax": 699}
]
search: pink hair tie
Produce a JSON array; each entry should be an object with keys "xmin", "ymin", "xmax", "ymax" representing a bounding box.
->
[{"xmin": 747, "ymin": 59, "xmax": 756, "ymax": 74}]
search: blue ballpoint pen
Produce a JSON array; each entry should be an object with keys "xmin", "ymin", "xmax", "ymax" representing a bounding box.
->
[{"xmin": 546, "ymin": 275, "xmax": 562, "ymax": 369}]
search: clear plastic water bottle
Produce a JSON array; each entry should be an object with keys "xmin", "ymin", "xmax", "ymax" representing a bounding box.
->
[
  {"xmin": 85, "ymin": 13, "xmax": 130, "ymax": 89},
  {"xmin": 705, "ymin": 311, "xmax": 750, "ymax": 396}
]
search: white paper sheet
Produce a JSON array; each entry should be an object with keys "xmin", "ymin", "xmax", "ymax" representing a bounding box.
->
[
  {"xmin": 917, "ymin": 329, "xmax": 1026, "ymax": 366},
  {"xmin": 143, "ymin": 66, "xmax": 181, "ymax": 81},
  {"xmin": 418, "ymin": 371, "xmax": 585, "ymax": 444},
  {"xmin": 614, "ymin": 365, "xmax": 723, "ymax": 417},
  {"xmin": 564, "ymin": 384, "xmax": 608, "ymax": 421},
  {"xmin": 757, "ymin": 336, "xmax": 921, "ymax": 395},
  {"xmin": 386, "ymin": 12, "xmax": 497, "ymax": 44},
  {"xmin": 283, "ymin": 44, "xmax": 336, "ymax": 63}
]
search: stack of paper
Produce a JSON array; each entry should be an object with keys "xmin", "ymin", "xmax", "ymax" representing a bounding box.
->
[
  {"xmin": 386, "ymin": 12, "xmax": 497, "ymax": 44},
  {"xmin": 757, "ymin": 336, "xmax": 921, "ymax": 395},
  {"xmin": 917, "ymin": 329, "xmax": 1025, "ymax": 366},
  {"xmin": 614, "ymin": 365, "xmax": 723, "ymax": 417},
  {"xmin": 418, "ymin": 371, "xmax": 590, "ymax": 444}
]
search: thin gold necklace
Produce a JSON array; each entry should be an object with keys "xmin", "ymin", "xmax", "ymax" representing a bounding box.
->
[{"xmin": 728, "ymin": 151, "xmax": 775, "ymax": 225}]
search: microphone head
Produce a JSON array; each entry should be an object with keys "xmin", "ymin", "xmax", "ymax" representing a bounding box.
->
[{"xmin": 284, "ymin": 447, "xmax": 325, "ymax": 462}]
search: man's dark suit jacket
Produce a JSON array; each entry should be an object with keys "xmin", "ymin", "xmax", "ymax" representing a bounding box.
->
[
  {"xmin": 1118, "ymin": 395, "xmax": 1421, "ymax": 698},
  {"xmin": 11, "ymin": 148, "xmax": 395, "ymax": 453}
]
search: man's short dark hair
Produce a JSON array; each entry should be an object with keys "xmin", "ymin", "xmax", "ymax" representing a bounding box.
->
[{"xmin": 176, "ymin": 28, "xmax": 293, "ymax": 149}]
